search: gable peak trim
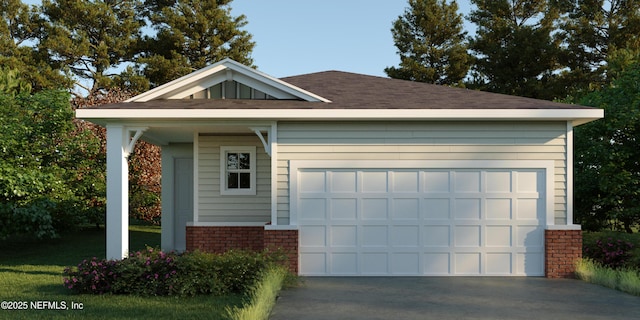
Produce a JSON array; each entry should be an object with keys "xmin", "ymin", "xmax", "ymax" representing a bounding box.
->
[{"xmin": 125, "ymin": 58, "xmax": 331, "ymax": 103}]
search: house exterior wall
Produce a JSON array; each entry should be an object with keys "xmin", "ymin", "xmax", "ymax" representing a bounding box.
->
[
  {"xmin": 276, "ymin": 121, "xmax": 570, "ymax": 225},
  {"xmin": 197, "ymin": 135, "xmax": 271, "ymax": 223}
]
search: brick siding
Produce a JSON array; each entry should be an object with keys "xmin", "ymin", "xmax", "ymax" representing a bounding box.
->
[
  {"xmin": 186, "ymin": 226, "xmax": 299, "ymax": 274},
  {"xmin": 545, "ymin": 229, "xmax": 582, "ymax": 278}
]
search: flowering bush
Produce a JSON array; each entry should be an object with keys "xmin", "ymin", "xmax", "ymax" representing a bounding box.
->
[
  {"xmin": 584, "ymin": 238, "xmax": 634, "ymax": 269},
  {"xmin": 63, "ymin": 248, "xmax": 284, "ymax": 296}
]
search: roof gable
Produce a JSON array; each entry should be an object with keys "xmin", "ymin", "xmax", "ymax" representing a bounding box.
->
[{"xmin": 126, "ymin": 58, "xmax": 331, "ymax": 102}]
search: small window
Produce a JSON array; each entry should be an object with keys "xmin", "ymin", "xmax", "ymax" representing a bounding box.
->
[{"xmin": 220, "ymin": 146, "xmax": 256, "ymax": 195}]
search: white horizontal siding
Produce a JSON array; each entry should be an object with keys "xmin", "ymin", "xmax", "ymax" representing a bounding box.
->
[
  {"xmin": 198, "ymin": 135, "xmax": 270, "ymax": 223},
  {"xmin": 277, "ymin": 121, "xmax": 568, "ymax": 225}
]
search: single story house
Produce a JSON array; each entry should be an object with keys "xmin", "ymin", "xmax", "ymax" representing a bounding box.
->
[{"xmin": 76, "ymin": 59, "xmax": 603, "ymax": 278}]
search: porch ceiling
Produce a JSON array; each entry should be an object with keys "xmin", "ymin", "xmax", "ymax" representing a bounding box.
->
[{"xmin": 141, "ymin": 124, "xmax": 258, "ymax": 145}]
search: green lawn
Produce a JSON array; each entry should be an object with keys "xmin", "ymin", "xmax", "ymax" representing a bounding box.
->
[{"xmin": 0, "ymin": 226, "xmax": 244, "ymax": 319}]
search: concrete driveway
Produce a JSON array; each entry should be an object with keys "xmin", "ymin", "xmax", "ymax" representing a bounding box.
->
[{"xmin": 270, "ymin": 277, "xmax": 640, "ymax": 320}]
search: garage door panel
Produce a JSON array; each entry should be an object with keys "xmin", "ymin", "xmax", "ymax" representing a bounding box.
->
[
  {"xmin": 299, "ymin": 171, "xmax": 326, "ymax": 193},
  {"xmin": 330, "ymin": 171, "xmax": 356, "ymax": 193},
  {"xmin": 518, "ymin": 252, "xmax": 544, "ymax": 275},
  {"xmin": 301, "ymin": 253, "xmax": 327, "ymax": 274},
  {"xmin": 486, "ymin": 171, "xmax": 512, "ymax": 193},
  {"xmin": 517, "ymin": 199, "xmax": 541, "ymax": 220},
  {"xmin": 454, "ymin": 171, "xmax": 481, "ymax": 192},
  {"xmin": 362, "ymin": 198, "xmax": 388, "ymax": 220},
  {"xmin": 392, "ymin": 198, "xmax": 420, "ymax": 219},
  {"xmin": 362, "ymin": 225, "xmax": 388, "ymax": 247},
  {"xmin": 331, "ymin": 198, "xmax": 357, "ymax": 220},
  {"xmin": 300, "ymin": 198, "xmax": 326, "ymax": 220},
  {"xmin": 391, "ymin": 225, "xmax": 420, "ymax": 247},
  {"xmin": 486, "ymin": 226, "xmax": 512, "ymax": 247},
  {"xmin": 455, "ymin": 253, "xmax": 481, "ymax": 275},
  {"xmin": 362, "ymin": 253, "xmax": 389, "ymax": 274},
  {"xmin": 300, "ymin": 225, "xmax": 326, "ymax": 247},
  {"xmin": 486, "ymin": 198, "xmax": 512, "ymax": 220},
  {"xmin": 330, "ymin": 225, "xmax": 357, "ymax": 247},
  {"xmin": 486, "ymin": 253, "xmax": 512, "ymax": 274},
  {"xmin": 423, "ymin": 198, "xmax": 450, "ymax": 219},
  {"xmin": 332, "ymin": 253, "xmax": 358, "ymax": 274},
  {"xmin": 297, "ymin": 167, "xmax": 547, "ymax": 276},
  {"xmin": 361, "ymin": 171, "xmax": 388, "ymax": 193},
  {"xmin": 392, "ymin": 253, "xmax": 420, "ymax": 274},
  {"xmin": 454, "ymin": 198, "xmax": 481, "ymax": 220},
  {"xmin": 424, "ymin": 225, "xmax": 450, "ymax": 247},
  {"xmin": 516, "ymin": 171, "xmax": 540, "ymax": 192},
  {"xmin": 424, "ymin": 253, "xmax": 451, "ymax": 275},
  {"xmin": 392, "ymin": 171, "xmax": 419, "ymax": 192},
  {"xmin": 517, "ymin": 226, "xmax": 544, "ymax": 247},
  {"xmin": 455, "ymin": 225, "xmax": 481, "ymax": 247}
]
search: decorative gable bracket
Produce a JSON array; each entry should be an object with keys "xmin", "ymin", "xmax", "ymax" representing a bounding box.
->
[
  {"xmin": 124, "ymin": 127, "xmax": 148, "ymax": 158},
  {"xmin": 250, "ymin": 125, "xmax": 273, "ymax": 157}
]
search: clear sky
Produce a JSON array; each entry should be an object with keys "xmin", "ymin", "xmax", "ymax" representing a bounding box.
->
[{"xmin": 231, "ymin": 0, "xmax": 474, "ymax": 78}]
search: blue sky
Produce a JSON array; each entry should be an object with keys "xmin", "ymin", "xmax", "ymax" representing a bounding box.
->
[
  {"xmin": 232, "ymin": 0, "xmax": 474, "ymax": 78},
  {"xmin": 22, "ymin": 0, "xmax": 474, "ymax": 79}
]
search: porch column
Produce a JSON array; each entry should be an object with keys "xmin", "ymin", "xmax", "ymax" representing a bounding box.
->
[{"xmin": 106, "ymin": 125, "xmax": 129, "ymax": 260}]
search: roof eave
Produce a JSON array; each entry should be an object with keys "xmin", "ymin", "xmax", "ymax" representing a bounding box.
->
[{"xmin": 76, "ymin": 108, "xmax": 603, "ymax": 126}]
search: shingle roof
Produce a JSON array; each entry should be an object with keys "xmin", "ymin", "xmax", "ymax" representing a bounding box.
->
[
  {"xmin": 281, "ymin": 71, "xmax": 589, "ymax": 109},
  {"xmin": 94, "ymin": 70, "xmax": 592, "ymax": 110}
]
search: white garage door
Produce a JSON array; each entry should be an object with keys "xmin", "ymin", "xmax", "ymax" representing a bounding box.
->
[{"xmin": 294, "ymin": 163, "xmax": 548, "ymax": 276}]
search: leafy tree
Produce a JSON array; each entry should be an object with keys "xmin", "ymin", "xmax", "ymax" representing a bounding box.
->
[
  {"xmin": 556, "ymin": 0, "xmax": 640, "ymax": 92},
  {"xmin": 0, "ymin": 71, "xmax": 104, "ymax": 239},
  {"xmin": 72, "ymin": 90, "xmax": 162, "ymax": 225},
  {"xmin": 40, "ymin": 0, "xmax": 144, "ymax": 94},
  {"xmin": 140, "ymin": 0, "xmax": 255, "ymax": 87},
  {"xmin": 385, "ymin": 0, "xmax": 471, "ymax": 85},
  {"xmin": 0, "ymin": 0, "xmax": 73, "ymax": 91},
  {"xmin": 468, "ymin": 0, "xmax": 564, "ymax": 99},
  {"xmin": 572, "ymin": 61, "xmax": 640, "ymax": 232}
]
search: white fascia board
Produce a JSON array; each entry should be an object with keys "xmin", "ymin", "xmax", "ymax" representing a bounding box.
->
[{"xmin": 76, "ymin": 108, "xmax": 604, "ymax": 123}]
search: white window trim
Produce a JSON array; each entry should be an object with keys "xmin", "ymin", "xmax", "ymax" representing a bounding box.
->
[{"xmin": 220, "ymin": 146, "xmax": 256, "ymax": 195}]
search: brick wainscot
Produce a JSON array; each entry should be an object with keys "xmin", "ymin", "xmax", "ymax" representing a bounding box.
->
[
  {"xmin": 186, "ymin": 226, "xmax": 299, "ymax": 274},
  {"xmin": 545, "ymin": 228, "xmax": 582, "ymax": 278}
]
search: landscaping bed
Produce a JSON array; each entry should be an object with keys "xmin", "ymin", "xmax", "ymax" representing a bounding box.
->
[
  {"xmin": 577, "ymin": 231, "xmax": 640, "ymax": 296},
  {"xmin": 0, "ymin": 227, "xmax": 249, "ymax": 319}
]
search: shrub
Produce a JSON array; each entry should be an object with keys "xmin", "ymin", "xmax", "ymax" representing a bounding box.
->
[
  {"xmin": 63, "ymin": 248, "xmax": 284, "ymax": 297},
  {"xmin": 584, "ymin": 237, "xmax": 634, "ymax": 269},
  {"xmin": 111, "ymin": 247, "xmax": 180, "ymax": 296},
  {"xmin": 63, "ymin": 257, "xmax": 118, "ymax": 294}
]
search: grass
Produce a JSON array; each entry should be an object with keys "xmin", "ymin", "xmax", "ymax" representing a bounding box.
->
[
  {"xmin": 0, "ymin": 226, "xmax": 244, "ymax": 319},
  {"xmin": 226, "ymin": 266, "xmax": 288, "ymax": 320},
  {"xmin": 575, "ymin": 258, "xmax": 640, "ymax": 296}
]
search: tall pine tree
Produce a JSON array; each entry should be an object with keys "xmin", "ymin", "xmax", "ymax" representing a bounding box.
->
[
  {"xmin": 556, "ymin": 0, "xmax": 640, "ymax": 92},
  {"xmin": 468, "ymin": 0, "xmax": 563, "ymax": 99},
  {"xmin": 140, "ymin": 0, "xmax": 255, "ymax": 88},
  {"xmin": 385, "ymin": 0, "xmax": 470, "ymax": 85},
  {"xmin": 0, "ymin": 0, "xmax": 72, "ymax": 91},
  {"xmin": 40, "ymin": 0, "xmax": 144, "ymax": 95}
]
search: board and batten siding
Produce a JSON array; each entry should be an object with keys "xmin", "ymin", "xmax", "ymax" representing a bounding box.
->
[
  {"xmin": 197, "ymin": 135, "xmax": 271, "ymax": 223},
  {"xmin": 276, "ymin": 121, "xmax": 569, "ymax": 225}
]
